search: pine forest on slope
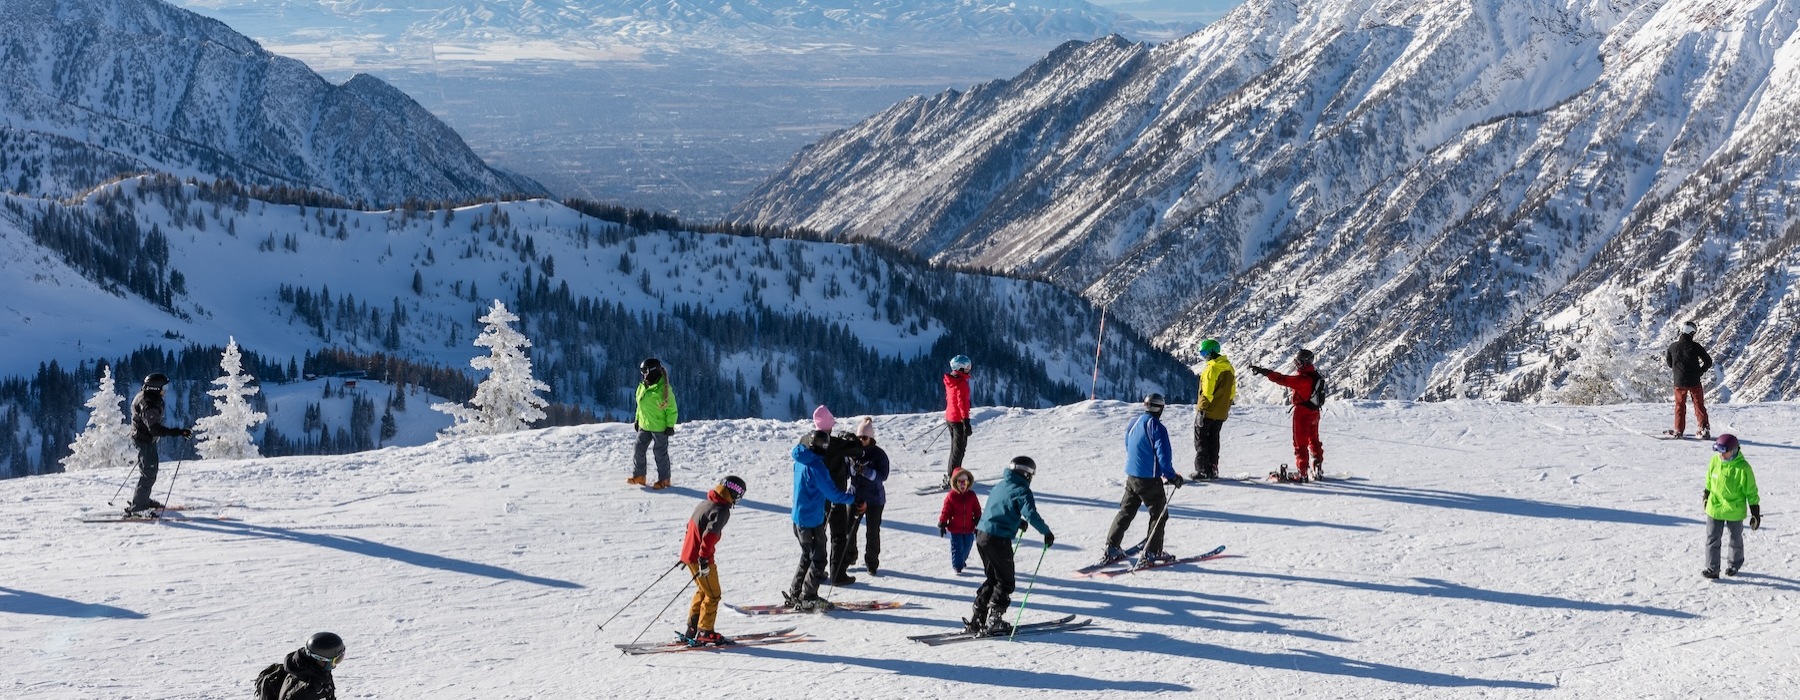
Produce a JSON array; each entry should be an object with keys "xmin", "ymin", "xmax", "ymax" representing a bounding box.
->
[{"xmin": 731, "ymin": 0, "xmax": 1800, "ymax": 403}]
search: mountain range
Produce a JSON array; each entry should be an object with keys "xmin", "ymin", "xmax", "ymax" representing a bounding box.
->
[
  {"xmin": 0, "ymin": 0, "xmax": 543, "ymax": 205},
  {"xmin": 731, "ymin": 0, "xmax": 1800, "ymax": 402}
]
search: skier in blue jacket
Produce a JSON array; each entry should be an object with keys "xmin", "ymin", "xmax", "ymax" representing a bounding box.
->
[
  {"xmin": 785, "ymin": 418, "xmax": 856, "ymax": 611},
  {"xmin": 1102, "ymin": 394, "xmax": 1182, "ymax": 566},
  {"xmin": 966, "ymin": 455, "xmax": 1054, "ymax": 637}
]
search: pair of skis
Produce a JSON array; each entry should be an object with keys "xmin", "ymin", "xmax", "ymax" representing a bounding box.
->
[
  {"xmin": 77, "ymin": 505, "xmax": 237, "ymax": 523},
  {"xmin": 906, "ymin": 614, "xmax": 1095, "ymax": 646},
  {"xmin": 615, "ymin": 627, "xmax": 812, "ymax": 655},
  {"xmin": 1077, "ymin": 544, "xmax": 1227, "ymax": 578},
  {"xmin": 725, "ymin": 600, "xmax": 911, "ymax": 616}
]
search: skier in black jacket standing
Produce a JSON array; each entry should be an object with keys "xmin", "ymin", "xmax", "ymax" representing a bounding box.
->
[
  {"xmin": 276, "ymin": 632, "xmax": 342, "ymax": 700},
  {"xmin": 128, "ymin": 373, "xmax": 190, "ymax": 514},
  {"xmin": 1664, "ymin": 321, "xmax": 1715, "ymax": 440}
]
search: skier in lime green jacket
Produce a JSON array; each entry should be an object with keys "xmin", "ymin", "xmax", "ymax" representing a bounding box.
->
[
  {"xmin": 629, "ymin": 357, "xmax": 679, "ymax": 489},
  {"xmin": 1701, "ymin": 433, "xmax": 1761, "ymax": 579}
]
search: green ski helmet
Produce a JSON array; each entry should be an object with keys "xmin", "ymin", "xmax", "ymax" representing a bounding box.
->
[{"xmin": 1197, "ymin": 338, "xmax": 1222, "ymax": 357}]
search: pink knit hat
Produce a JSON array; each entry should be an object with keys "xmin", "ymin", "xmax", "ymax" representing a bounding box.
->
[
  {"xmin": 855, "ymin": 416, "xmax": 875, "ymax": 438},
  {"xmin": 812, "ymin": 405, "xmax": 835, "ymax": 432}
]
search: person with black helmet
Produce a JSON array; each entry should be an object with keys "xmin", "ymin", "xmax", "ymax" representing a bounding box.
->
[
  {"xmin": 1101, "ymin": 394, "xmax": 1181, "ymax": 568},
  {"xmin": 629, "ymin": 358, "xmax": 679, "ymax": 489},
  {"xmin": 966, "ymin": 455, "xmax": 1054, "ymax": 637},
  {"xmin": 257, "ymin": 632, "xmax": 342, "ymax": 700},
  {"xmin": 1250, "ymin": 348, "xmax": 1326, "ymax": 481},
  {"xmin": 679, "ymin": 475, "xmax": 747, "ymax": 645},
  {"xmin": 1664, "ymin": 321, "xmax": 1715, "ymax": 440},
  {"xmin": 127, "ymin": 373, "xmax": 191, "ymax": 514}
]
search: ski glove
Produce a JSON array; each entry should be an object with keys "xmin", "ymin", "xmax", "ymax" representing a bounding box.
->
[
  {"xmin": 1167, "ymin": 474, "xmax": 1185, "ymax": 488},
  {"xmin": 854, "ymin": 502, "xmax": 868, "ymax": 516},
  {"xmin": 963, "ymin": 420, "xmax": 973, "ymax": 434},
  {"xmin": 1250, "ymin": 366, "xmax": 1270, "ymax": 376},
  {"xmin": 938, "ymin": 522, "xmax": 948, "ymax": 537},
  {"xmin": 1043, "ymin": 532, "xmax": 1055, "ymax": 548},
  {"xmin": 665, "ymin": 426, "xmax": 676, "ymax": 435},
  {"xmin": 1751, "ymin": 505, "xmax": 1763, "ymax": 531},
  {"xmin": 697, "ymin": 559, "xmax": 710, "ymax": 578}
]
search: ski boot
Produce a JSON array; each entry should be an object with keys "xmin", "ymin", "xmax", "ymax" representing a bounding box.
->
[
  {"xmin": 1701, "ymin": 569, "xmax": 1720, "ymax": 579},
  {"xmin": 1699, "ymin": 430, "xmax": 1713, "ymax": 441},
  {"xmin": 690, "ymin": 630, "xmax": 732, "ymax": 646},
  {"xmin": 1137, "ymin": 551, "xmax": 1176, "ymax": 569},
  {"xmin": 1099, "ymin": 546, "xmax": 1129, "ymax": 566},
  {"xmin": 980, "ymin": 617, "xmax": 1014, "ymax": 637}
]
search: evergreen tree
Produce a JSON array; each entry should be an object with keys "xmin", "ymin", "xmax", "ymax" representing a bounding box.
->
[
  {"xmin": 62, "ymin": 366, "xmax": 134, "ymax": 472},
  {"xmin": 434, "ymin": 300, "xmax": 550, "ymax": 437},
  {"xmin": 193, "ymin": 338, "xmax": 269, "ymax": 460}
]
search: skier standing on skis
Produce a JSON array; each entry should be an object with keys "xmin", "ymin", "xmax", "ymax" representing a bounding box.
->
[
  {"xmin": 1250, "ymin": 348, "xmax": 1325, "ymax": 481},
  {"xmin": 629, "ymin": 357, "xmax": 679, "ymax": 489},
  {"xmin": 786, "ymin": 407, "xmax": 857, "ymax": 611},
  {"xmin": 1103, "ymin": 394, "xmax": 1181, "ymax": 566},
  {"xmin": 811, "ymin": 406, "xmax": 865, "ymax": 586},
  {"xmin": 938, "ymin": 468, "xmax": 982, "ymax": 573},
  {"xmin": 966, "ymin": 456, "xmax": 1054, "ymax": 637},
  {"xmin": 941, "ymin": 355, "xmax": 974, "ymax": 488},
  {"xmin": 1664, "ymin": 322, "xmax": 1714, "ymax": 439},
  {"xmin": 680, "ymin": 475, "xmax": 747, "ymax": 645},
  {"xmin": 1188, "ymin": 339, "xmax": 1236, "ymax": 480},
  {"xmin": 845, "ymin": 417, "xmax": 889, "ymax": 576},
  {"xmin": 128, "ymin": 372, "xmax": 191, "ymax": 514},
  {"xmin": 1701, "ymin": 434, "xmax": 1761, "ymax": 579}
]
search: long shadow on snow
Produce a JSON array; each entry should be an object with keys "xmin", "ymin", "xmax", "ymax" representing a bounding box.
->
[
  {"xmin": 162, "ymin": 519, "xmax": 582, "ymax": 589},
  {"xmin": 1055, "ymin": 630, "xmax": 1553, "ymax": 689},
  {"xmin": 1726, "ymin": 572, "xmax": 1800, "ymax": 592},
  {"xmin": 868, "ymin": 571, "xmax": 1342, "ymax": 642},
  {"xmin": 1030, "ymin": 490, "xmax": 1381, "ymax": 532},
  {"xmin": 0, "ymin": 586, "xmax": 146, "ymax": 619},
  {"xmin": 1296, "ymin": 481, "xmax": 1699, "ymax": 526},
  {"xmin": 1201, "ymin": 569, "xmax": 1695, "ymax": 618},
  {"xmin": 748, "ymin": 646, "xmax": 1190, "ymax": 692}
]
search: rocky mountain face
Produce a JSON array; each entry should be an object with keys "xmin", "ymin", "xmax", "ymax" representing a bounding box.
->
[
  {"xmin": 733, "ymin": 0, "xmax": 1800, "ymax": 402},
  {"xmin": 0, "ymin": 0, "xmax": 543, "ymax": 204}
]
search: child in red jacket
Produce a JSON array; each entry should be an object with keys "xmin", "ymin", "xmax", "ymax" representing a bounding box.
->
[
  {"xmin": 937, "ymin": 468, "xmax": 982, "ymax": 573},
  {"xmin": 680, "ymin": 475, "xmax": 746, "ymax": 645}
]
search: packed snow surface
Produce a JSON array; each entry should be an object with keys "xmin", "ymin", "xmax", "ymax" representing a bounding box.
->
[{"xmin": 4, "ymin": 399, "xmax": 1796, "ymax": 697}]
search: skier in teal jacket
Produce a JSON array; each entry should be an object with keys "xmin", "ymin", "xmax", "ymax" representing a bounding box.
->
[
  {"xmin": 1701, "ymin": 433, "xmax": 1761, "ymax": 579},
  {"xmin": 965, "ymin": 456, "xmax": 1054, "ymax": 637}
]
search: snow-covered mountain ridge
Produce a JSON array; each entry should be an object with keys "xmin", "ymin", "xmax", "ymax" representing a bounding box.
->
[
  {"xmin": 5, "ymin": 399, "xmax": 1795, "ymax": 697},
  {"xmin": 732, "ymin": 0, "xmax": 1800, "ymax": 402},
  {"xmin": 0, "ymin": 0, "xmax": 543, "ymax": 205},
  {"xmin": 0, "ymin": 174, "xmax": 1188, "ymax": 476}
]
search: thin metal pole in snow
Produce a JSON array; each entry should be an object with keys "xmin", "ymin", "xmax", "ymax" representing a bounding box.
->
[
  {"xmin": 1009, "ymin": 541, "xmax": 1051, "ymax": 641},
  {"xmin": 1090, "ymin": 304, "xmax": 1109, "ymax": 400}
]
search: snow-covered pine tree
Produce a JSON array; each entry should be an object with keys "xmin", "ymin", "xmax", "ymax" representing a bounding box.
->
[
  {"xmin": 62, "ymin": 365, "xmax": 135, "ymax": 472},
  {"xmin": 194, "ymin": 337, "xmax": 269, "ymax": 460},
  {"xmin": 433, "ymin": 300, "xmax": 550, "ymax": 437},
  {"xmin": 1558, "ymin": 288, "xmax": 1664, "ymax": 404}
]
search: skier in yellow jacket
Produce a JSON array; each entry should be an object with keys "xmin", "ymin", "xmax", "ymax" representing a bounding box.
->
[{"xmin": 1188, "ymin": 338, "xmax": 1235, "ymax": 480}]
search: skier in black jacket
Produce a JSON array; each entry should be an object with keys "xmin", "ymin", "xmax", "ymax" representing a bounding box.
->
[
  {"xmin": 128, "ymin": 373, "xmax": 191, "ymax": 514},
  {"xmin": 821, "ymin": 426, "xmax": 865, "ymax": 585},
  {"xmin": 268, "ymin": 632, "xmax": 342, "ymax": 700},
  {"xmin": 1664, "ymin": 321, "xmax": 1715, "ymax": 439}
]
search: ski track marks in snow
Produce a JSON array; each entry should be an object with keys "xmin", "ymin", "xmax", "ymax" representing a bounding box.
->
[{"xmin": 3, "ymin": 400, "xmax": 1798, "ymax": 697}]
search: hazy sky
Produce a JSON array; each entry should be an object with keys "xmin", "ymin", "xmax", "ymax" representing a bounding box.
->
[{"xmin": 1087, "ymin": 0, "xmax": 1245, "ymax": 25}]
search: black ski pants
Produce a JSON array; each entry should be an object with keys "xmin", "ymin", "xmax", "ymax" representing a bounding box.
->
[
  {"xmin": 131, "ymin": 440, "xmax": 160, "ymax": 508},
  {"xmin": 1193, "ymin": 419, "xmax": 1224, "ymax": 478},
  {"xmin": 971, "ymin": 531, "xmax": 1016, "ymax": 625},
  {"xmin": 826, "ymin": 503, "xmax": 854, "ymax": 579},
  {"xmin": 789, "ymin": 523, "xmax": 828, "ymax": 600},
  {"xmin": 945, "ymin": 420, "xmax": 971, "ymax": 475},
  {"xmin": 1105, "ymin": 477, "xmax": 1171, "ymax": 553},
  {"xmin": 845, "ymin": 504, "xmax": 885, "ymax": 572}
]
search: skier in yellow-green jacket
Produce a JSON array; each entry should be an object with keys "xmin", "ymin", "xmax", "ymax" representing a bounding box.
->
[
  {"xmin": 629, "ymin": 357, "xmax": 679, "ymax": 490},
  {"xmin": 1701, "ymin": 433, "xmax": 1761, "ymax": 579},
  {"xmin": 1188, "ymin": 338, "xmax": 1235, "ymax": 480}
]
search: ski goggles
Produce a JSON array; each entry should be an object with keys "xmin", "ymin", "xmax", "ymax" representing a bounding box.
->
[
  {"xmin": 305, "ymin": 650, "xmax": 345, "ymax": 669},
  {"xmin": 1713, "ymin": 442, "xmax": 1736, "ymax": 454}
]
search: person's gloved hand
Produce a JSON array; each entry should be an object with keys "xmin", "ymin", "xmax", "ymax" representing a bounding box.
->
[
  {"xmin": 697, "ymin": 559, "xmax": 711, "ymax": 578},
  {"xmin": 665, "ymin": 426, "xmax": 676, "ymax": 435},
  {"xmin": 963, "ymin": 420, "xmax": 973, "ymax": 435},
  {"xmin": 1043, "ymin": 532, "xmax": 1055, "ymax": 548},
  {"xmin": 938, "ymin": 522, "xmax": 948, "ymax": 537},
  {"xmin": 855, "ymin": 502, "xmax": 868, "ymax": 516},
  {"xmin": 1750, "ymin": 505, "xmax": 1762, "ymax": 531},
  {"xmin": 1167, "ymin": 474, "xmax": 1185, "ymax": 488},
  {"xmin": 633, "ymin": 420, "xmax": 640, "ymax": 431}
]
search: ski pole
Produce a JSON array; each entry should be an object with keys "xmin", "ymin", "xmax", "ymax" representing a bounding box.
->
[
  {"xmin": 158, "ymin": 459, "xmax": 184, "ymax": 513},
  {"xmin": 625, "ymin": 569, "xmax": 696, "ymax": 648},
  {"xmin": 108, "ymin": 458, "xmax": 141, "ymax": 507},
  {"xmin": 1009, "ymin": 541, "xmax": 1051, "ymax": 641},
  {"xmin": 903, "ymin": 422, "xmax": 948, "ymax": 454},
  {"xmin": 1141, "ymin": 483, "xmax": 1179, "ymax": 556},
  {"xmin": 596, "ymin": 560, "xmax": 683, "ymax": 632},
  {"xmin": 824, "ymin": 506, "xmax": 855, "ymax": 601}
]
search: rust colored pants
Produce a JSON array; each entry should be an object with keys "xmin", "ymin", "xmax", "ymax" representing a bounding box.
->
[
  {"xmin": 1674, "ymin": 386, "xmax": 1710, "ymax": 436},
  {"xmin": 1292, "ymin": 408, "xmax": 1324, "ymax": 476}
]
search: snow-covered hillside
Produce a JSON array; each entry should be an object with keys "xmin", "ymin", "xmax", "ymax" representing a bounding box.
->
[
  {"xmin": 0, "ymin": 174, "xmax": 1189, "ymax": 474},
  {"xmin": 732, "ymin": 0, "xmax": 1800, "ymax": 403},
  {"xmin": 4, "ymin": 400, "xmax": 1795, "ymax": 697},
  {"xmin": 0, "ymin": 0, "xmax": 543, "ymax": 205}
]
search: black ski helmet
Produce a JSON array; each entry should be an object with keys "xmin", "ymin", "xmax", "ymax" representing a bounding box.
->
[
  {"xmin": 1296, "ymin": 348, "xmax": 1315, "ymax": 365},
  {"xmin": 1144, "ymin": 393, "xmax": 1166, "ymax": 412},
  {"xmin": 721, "ymin": 475, "xmax": 747, "ymax": 502},
  {"xmin": 143, "ymin": 373, "xmax": 170, "ymax": 390},
  {"xmin": 305, "ymin": 631, "xmax": 345, "ymax": 659},
  {"xmin": 1010, "ymin": 455, "xmax": 1037, "ymax": 478}
]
